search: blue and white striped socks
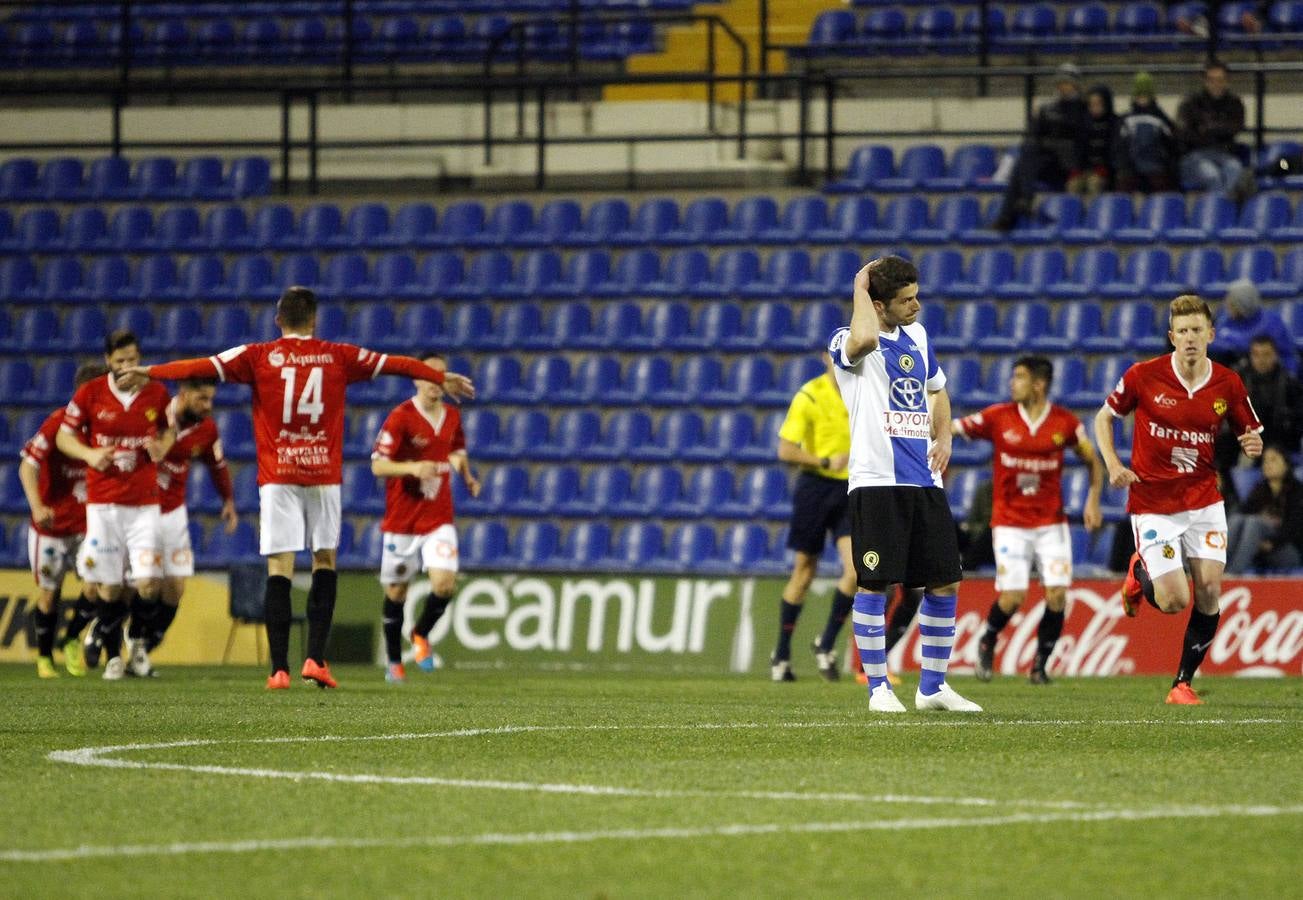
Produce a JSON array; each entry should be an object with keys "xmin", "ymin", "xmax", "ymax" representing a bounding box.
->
[
  {"xmin": 918, "ymin": 593, "xmax": 958, "ymax": 696},
  {"xmin": 852, "ymin": 592, "xmax": 888, "ymax": 693}
]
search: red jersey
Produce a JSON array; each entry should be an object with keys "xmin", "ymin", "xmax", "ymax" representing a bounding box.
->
[
  {"xmin": 372, "ymin": 399, "xmax": 466, "ymax": 535},
  {"xmin": 20, "ymin": 409, "xmax": 87, "ymax": 537},
  {"xmin": 1106, "ymin": 354, "xmax": 1261, "ymax": 515},
  {"xmin": 61, "ymin": 376, "xmax": 170, "ymax": 506},
  {"xmin": 956, "ymin": 402, "xmax": 1084, "ymax": 528},
  {"xmin": 157, "ymin": 399, "xmax": 233, "ymax": 513},
  {"xmin": 148, "ymin": 337, "xmax": 452, "ymax": 486}
]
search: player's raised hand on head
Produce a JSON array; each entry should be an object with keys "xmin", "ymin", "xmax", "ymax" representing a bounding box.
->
[
  {"xmin": 1107, "ymin": 462, "xmax": 1139, "ymax": 488},
  {"xmin": 1238, "ymin": 428, "xmax": 1263, "ymax": 458},
  {"xmin": 443, "ymin": 372, "xmax": 475, "ymax": 401},
  {"xmin": 853, "ymin": 260, "xmax": 876, "ymax": 294}
]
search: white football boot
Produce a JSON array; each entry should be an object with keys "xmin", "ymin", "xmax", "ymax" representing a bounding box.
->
[
  {"xmin": 915, "ymin": 683, "xmax": 982, "ymax": 712},
  {"xmin": 868, "ymin": 683, "xmax": 906, "ymax": 712}
]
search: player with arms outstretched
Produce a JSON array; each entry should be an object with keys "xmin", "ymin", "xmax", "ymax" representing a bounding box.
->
[
  {"xmin": 125, "ymin": 287, "xmax": 474, "ymax": 690},
  {"xmin": 828, "ymin": 256, "xmax": 980, "ymax": 713},
  {"xmin": 19, "ymin": 363, "xmax": 107, "ymax": 678},
  {"xmin": 371, "ymin": 352, "xmax": 480, "ymax": 684},
  {"xmin": 1093, "ymin": 294, "xmax": 1262, "ymax": 705},
  {"xmin": 952, "ymin": 355, "xmax": 1104, "ymax": 684}
]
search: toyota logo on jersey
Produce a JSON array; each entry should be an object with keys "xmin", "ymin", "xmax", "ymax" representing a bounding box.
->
[{"xmin": 890, "ymin": 377, "xmax": 925, "ymax": 410}]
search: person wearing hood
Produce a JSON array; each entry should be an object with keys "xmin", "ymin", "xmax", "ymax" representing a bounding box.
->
[
  {"xmin": 1115, "ymin": 72, "xmax": 1179, "ymax": 193},
  {"xmin": 994, "ymin": 62, "xmax": 1090, "ymax": 231},
  {"xmin": 1068, "ymin": 83, "xmax": 1118, "ymax": 197},
  {"xmin": 1210, "ymin": 278, "xmax": 1299, "ymax": 377}
]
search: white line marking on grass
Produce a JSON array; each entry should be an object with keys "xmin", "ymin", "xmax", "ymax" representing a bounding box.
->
[{"xmin": 5, "ymin": 804, "xmax": 1303, "ymax": 863}]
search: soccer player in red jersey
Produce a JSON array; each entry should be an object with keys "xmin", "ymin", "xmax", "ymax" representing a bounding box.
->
[
  {"xmin": 18, "ymin": 362, "xmax": 107, "ymax": 678},
  {"xmin": 56, "ymin": 331, "xmax": 174, "ymax": 681},
  {"xmin": 124, "ymin": 287, "xmax": 474, "ymax": 690},
  {"xmin": 1094, "ymin": 295, "xmax": 1263, "ymax": 705},
  {"xmin": 370, "ymin": 352, "xmax": 481, "ymax": 684},
  {"xmin": 127, "ymin": 379, "xmax": 237, "ymax": 666},
  {"xmin": 952, "ymin": 356, "xmax": 1104, "ymax": 684}
]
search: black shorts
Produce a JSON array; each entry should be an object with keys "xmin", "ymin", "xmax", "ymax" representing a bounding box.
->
[
  {"xmin": 786, "ymin": 472, "xmax": 851, "ymax": 555},
  {"xmin": 849, "ymin": 485, "xmax": 963, "ymax": 589}
]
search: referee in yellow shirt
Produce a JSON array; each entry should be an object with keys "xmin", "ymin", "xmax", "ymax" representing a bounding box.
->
[{"xmin": 771, "ymin": 353, "xmax": 857, "ymax": 682}]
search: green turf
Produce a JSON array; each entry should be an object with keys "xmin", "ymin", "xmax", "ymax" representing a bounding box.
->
[{"xmin": 2, "ymin": 663, "xmax": 1300, "ymax": 899}]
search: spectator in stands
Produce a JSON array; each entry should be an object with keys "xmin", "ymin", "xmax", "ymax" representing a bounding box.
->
[
  {"xmin": 958, "ymin": 478, "xmax": 995, "ymax": 570},
  {"xmin": 994, "ymin": 62, "xmax": 1089, "ymax": 231},
  {"xmin": 1210, "ymin": 279, "xmax": 1300, "ymax": 377},
  {"xmin": 1226, "ymin": 445, "xmax": 1303, "ymax": 572},
  {"xmin": 1115, "ymin": 71, "xmax": 1179, "ymax": 193},
  {"xmin": 1221, "ymin": 336, "xmax": 1303, "ymax": 463},
  {"xmin": 1068, "ymin": 84, "xmax": 1118, "ymax": 197},
  {"xmin": 1176, "ymin": 60, "xmax": 1253, "ymax": 199}
]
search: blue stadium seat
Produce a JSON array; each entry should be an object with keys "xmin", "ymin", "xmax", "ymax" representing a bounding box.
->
[
  {"xmin": 229, "ymin": 465, "xmax": 259, "ymax": 513},
  {"xmin": 200, "ymin": 205, "xmax": 251, "ymax": 252},
  {"xmin": 418, "ymin": 251, "xmax": 465, "ymax": 298},
  {"xmin": 1100, "ymin": 248, "xmax": 1171, "ymax": 300},
  {"xmin": 507, "ymin": 249, "xmax": 564, "ymax": 299},
  {"xmin": 135, "ymin": 157, "xmax": 179, "ymax": 201},
  {"xmin": 721, "ymin": 523, "xmax": 779, "ymax": 573},
  {"xmin": 228, "ymin": 158, "xmax": 270, "ymax": 199},
  {"xmin": 996, "ymin": 249, "xmax": 1066, "ymax": 301},
  {"xmin": 248, "ymin": 204, "xmax": 296, "ymax": 252},
  {"xmin": 108, "ymin": 205, "xmax": 153, "ymax": 252},
  {"xmin": 917, "ymin": 248, "xmax": 963, "ymax": 299},
  {"xmin": 63, "ymin": 206, "xmax": 109, "ymax": 252},
  {"xmin": 1172, "ymin": 246, "xmax": 1228, "ymax": 295},
  {"xmin": 87, "ymin": 156, "xmax": 133, "ymax": 202},
  {"xmin": 693, "ymin": 303, "xmax": 745, "ymax": 351},
  {"xmin": 717, "ymin": 196, "xmax": 781, "ymax": 244},
  {"xmin": 877, "ymin": 144, "xmax": 945, "ymax": 192},
  {"xmin": 562, "ymin": 521, "xmax": 613, "ymax": 569},
  {"xmin": 1032, "ymin": 304, "xmax": 1104, "ymax": 353},
  {"xmin": 912, "ymin": 5, "xmax": 960, "ymax": 54},
  {"xmin": 479, "ymin": 464, "xmax": 531, "ymax": 516},
  {"xmin": 476, "ymin": 200, "xmax": 534, "ymax": 248},
  {"xmin": 503, "ymin": 409, "xmax": 557, "ymax": 460},
  {"xmin": 978, "ymin": 302, "xmax": 1052, "ymax": 352},
  {"xmin": 25, "ymin": 359, "xmax": 74, "ymax": 405},
  {"xmin": 862, "ymin": 6, "xmax": 908, "ymax": 51},
  {"xmin": 451, "ymin": 251, "xmax": 513, "ymax": 300},
  {"xmin": 514, "ymin": 522, "xmax": 562, "ymax": 568},
  {"xmin": 1114, "ymin": 192, "xmax": 1185, "ymax": 244},
  {"xmin": 1221, "ymin": 192, "xmax": 1292, "ymax": 242},
  {"xmin": 1048, "ymin": 357, "xmax": 1089, "ymax": 407},
  {"xmin": 138, "ymin": 254, "xmax": 181, "ymax": 304},
  {"xmin": 516, "ymin": 465, "xmax": 582, "ymax": 517},
  {"xmin": 0, "ymin": 158, "xmax": 40, "ymax": 202},
  {"xmin": 379, "ymin": 202, "xmax": 436, "ymax": 249},
  {"xmin": 432, "ymin": 200, "xmax": 485, "ymax": 247},
  {"xmin": 460, "ymin": 408, "xmax": 502, "ymax": 460},
  {"xmin": 945, "ymin": 468, "xmax": 988, "ymax": 520},
  {"xmin": 77, "ymin": 256, "xmax": 136, "ymax": 303},
  {"xmin": 809, "ymin": 197, "xmax": 877, "ymax": 243},
  {"xmin": 565, "ymin": 465, "xmax": 631, "ymax": 518},
  {"xmin": 1009, "ymin": 194, "xmax": 1083, "ymax": 244},
  {"xmin": 110, "ymin": 306, "xmax": 154, "ymax": 343},
  {"xmin": 155, "ymin": 206, "xmax": 204, "ymax": 252},
  {"xmin": 547, "ymin": 249, "xmax": 605, "ymax": 300},
  {"xmin": 641, "ymin": 410, "xmax": 705, "ymax": 462},
  {"xmin": 931, "ymin": 301, "xmax": 998, "ymax": 354},
  {"xmin": 825, "ymin": 145, "xmax": 893, "ymax": 193},
  {"xmin": 214, "ymin": 409, "xmax": 255, "ymax": 460},
  {"xmin": 912, "ymin": 196, "xmax": 982, "ymax": 245},
  {"xmin": 523, "ymin": 355, "xmax": 580, "ymax": 404},
  {"xmin": 43, "ymin": 157, "xmax": 86, "ymax": 202},
  {"xmin": 180, "ymin": 156, "xmax": 224, "ymax": 201},
  {"xmin": 207, "ymin": 305, "xmax": 253, "ymax": 348},
  {"xmin": 752, "ymin": 249, "xmax": 817, "ymax": 300},
  {"xmin": 930, "ymin": 143, "xmax": 998, "ymax": 190},
  {"xmin": 645, "ymin": 301, "xmax": 695, "ymax": 351},
  {"xmin": 295, "ymin": 203, "xmax": 344, "ymax": 250},
  {"xmin": 948, "ymin": 250, "xmax": 1014, "ymax": 301},
  {"xmin": 718, "ymin": 467, "xmax": 789, "ymax": 519},
  {"xmin": 663, "ymin": 196, "xmax": 729, "ymax": 246},
  {"xmin": 363, "ymin": 252, "xmax": 417, "ymax": 302},
  {"xmin": 1169, "ymin": 194, "xmax": 1235, "ymax": 242},
  {"xmin": 1044, "ymin": 247, "xmax": 1117, "ymax": 300},
  {"xmin": 460, "ymin": 522, "xmax": 510, "ymax": 569},
  {"xmin": 569, "ymin": 198, "xmax": 628, "ymax": 247},
  {"xmin": 15, "ymin": 308, "xmax": 58, "ymax": 353},
  {"xmin": 667, "ymin": 523, "xmax": 722, "ymax": 574},
  {"xmin": 611, "ymin": 521, "xmax": 666, "ymax": 571},
  {"xmin": 521, "ymin": 198, "xmax": 582, "ymax": 248},
  {"xmin": 763, "ymin": 195, "xmax": 827, "ymax": 244},
  {"xmin": 1223, "ymin": 246, "xmax": 1281, "ymax": 296},
  {"xmin": 17, "ymin": 208, "xmax": 60, "ymax": 253},
  {"xmin": 318, "ymin": 253, "xmax": 369, "ymax": 300},
  {"xmin": 340, "ymin": 203, "xmax": 389, "ymax": 250},
  {"xmin": 863, "ymin": 195, "xmax": 928, "ymax": 243},
  {"xmin": 808, "ymin": 9, "xmax": 857, "ymax": 49},
  {"xmin": 1063, "ymin": 193, "xmax": 1135, "ymax": 244},
  {"xmin": 203, "ymin": 519, "xmax": 257, "ymax": 565}
]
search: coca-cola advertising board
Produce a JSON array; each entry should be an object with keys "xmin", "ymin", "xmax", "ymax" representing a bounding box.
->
[{"xmin": 894, "ymin": 578, "xmax": 1303, "ymax": 677}]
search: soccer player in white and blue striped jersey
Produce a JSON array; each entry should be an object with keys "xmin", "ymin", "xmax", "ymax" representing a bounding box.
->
[{"xmin": 828, "ymin": 257, "xmax": 981, "ymax": 713}]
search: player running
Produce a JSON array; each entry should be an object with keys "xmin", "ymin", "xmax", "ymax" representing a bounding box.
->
[
  {"xmin": 828, "ymin": 256, "xmax": 980, "ymax": 713},
  {"xmin": 56, "ymin": 331, "xmax": 173, "ymax": 681},
  {"xmin": 1093, "ymin": 294, "xmax": 1262, "ymax": 705},
  {"xmin": 127, "ymin": 379, "xmax": 238, "ymax": 668},
  {"xmin": 370, "ymin": 352, "xmax": 481, "ymax": 684},
  {"xmin": 19, "ymin": 363, "xmax": 107, "ymax": 678},
  {"xmin": 124, "ymin": 287, "xmax": 474, "ymax": 690},
  {"xmin": 952, "ymin": 355, "xmax": 1104, "ymax": 684}
]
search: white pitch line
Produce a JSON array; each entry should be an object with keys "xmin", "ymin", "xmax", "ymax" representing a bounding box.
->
[{"xmin": 5, "ymin": 804, "xmax": 1303, "ymax": 864}]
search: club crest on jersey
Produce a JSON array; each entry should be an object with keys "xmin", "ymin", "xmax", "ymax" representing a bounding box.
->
[
  {"xmin": 890, "ymin": 377, "xmax": 925, "ymax": 410},
  {"xmin": 1161, "ymin": 544, "xmax": 1175, "ymax": 559},
  {"xmin": 898, "ymin": 353, "xmax": 915, "ymax": 372},
  {"xmin": 1213, "ymin": 398, "xmax": 1227, "ymax": 415},
  {"xmin": 1052, "ymin": 432, "xmax": 1065, "ymax": 445},
  {"xmin": 862, "ymin": 551, "xmax": 879, "ymax": 571},
  {"xmin": 145, "ymin": 409, "xmax": 157, "ymax": 422},
  {"xmin": 268, "ymin": 350, "xmax": 286, "ymax": 367}
]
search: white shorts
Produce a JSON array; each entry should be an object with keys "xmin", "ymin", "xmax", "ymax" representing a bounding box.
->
[
  {"xmin": 1131, "ymin": 501, "xmax": 1227, "ymax": 579},
  {"xmin": 29, "ymin": 529, "xmax": 82, "ymax": 593},
  {"xmin": 78, "ymin": 503, "xmax": 162, "ymax": 585},
  {"xmin": 158, "ymin": 506, "xmax": 195, "ymax": 578},
  {"xmin": 379, "ymin": 525, "xmax": 459, "ymax": 585},
  {"xmin": 992, "ymin": 523, "xmax": 1073, "ymax": 592},
  {"xmin": 259, "ymin": 483, "xmax": 341, "ymax": 556}
]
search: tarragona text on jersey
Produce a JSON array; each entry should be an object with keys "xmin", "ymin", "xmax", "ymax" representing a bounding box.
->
[{"xmin": 147, "ymin": 336, "xmax": 447, "ymax": 487}]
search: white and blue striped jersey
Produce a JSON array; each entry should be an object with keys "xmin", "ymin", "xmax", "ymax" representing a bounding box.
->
[{"xmin": 828, "ymin": 322, "xmax": 946, "ymax": 490}]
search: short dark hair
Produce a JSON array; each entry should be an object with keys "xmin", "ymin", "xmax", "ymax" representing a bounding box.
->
[
  {"xmin": 1014, "ymin": 355, "xmax": 1054, "ymax": 386},
  {"xmin": 74, "ymin": 362, "xmax": 108, "ymax": 387},
  {"xmin": 104, "ymin": 329, "xmax": 138, "ymax": 356},
  {"xmin": 867, "ymin": 255, "xmax": 918, "ymax": 305},
  {"xmin": 1248, "ymin": 335, "xmax": 1276, "ymax": 348},
  {"xmin": 179, "ymin": 378, "xmax": 218, "ymax": 391},
  {"xmin": 277, "ymin": 286, "xmax": 318, "ymax": 330}
]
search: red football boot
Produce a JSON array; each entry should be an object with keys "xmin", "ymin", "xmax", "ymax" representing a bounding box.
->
[
  {"xmin": 1165, "ymin": 682, "xmax": 1203, "ymax": 705},
  {"xmin": 301, "ymin": 658, "xmax": 338, "ymax": 689},
  {"xmin": 1121, "ymin": 552, "xmax": 1148, "ymax": 617},
  {"xmin": 266, "ymin": 669, "xmax": 291, "ymax": 690}
]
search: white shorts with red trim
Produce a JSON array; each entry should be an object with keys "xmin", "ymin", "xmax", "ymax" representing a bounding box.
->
[
  {"xmin": 158, "ymin": 506, "xmax": 195, "ymax": 578},
  {"xmin": 78, "ymin": 503, "xmax": 162, "ymax": 585},
  {"xmin": 992, "ymin": 522, "xmax": 1073, "ymax": 592},
  {"xmin": 28, "ymin": 529, "xmax": 81, "ymax": 592},
  {"xmin": 1130, "ymin": 501, "xmax": 1228, "ymax": 580},
  {"xmin": 258, "ymin": 483, "xmax": 341, "ymax": 556},
  {"xmin": 379, "ymin": 524, "xmax": 459, "ymax": 585}
]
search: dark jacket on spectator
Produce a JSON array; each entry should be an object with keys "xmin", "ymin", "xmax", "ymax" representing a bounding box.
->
[
  {"xmin": 1240, "ymin": 474, "xmax": 1303, "ymax": 557},
  {"xmin": 1116, "ymin": 97, "xmax": 1179, "ymax": 181},
  {"xmin": 1032, "ymin": 95, "xmax": 1090, "ymax": 176},
  {"xmin": 1081, "ymin": 85, "xmax": 1118, "ymax": 177},
  {"xmin": 1176, "ymin": 88, "xmax": 1245, "ymax": 153},
  {"xmin": 1236, "ymin": 359, "xmax": 1303, "ymax": 453}
]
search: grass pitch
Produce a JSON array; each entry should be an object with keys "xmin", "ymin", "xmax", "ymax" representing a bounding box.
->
[{"xmin": 3, "ymin": 664, "xmax": 1300, "ymax": 899}]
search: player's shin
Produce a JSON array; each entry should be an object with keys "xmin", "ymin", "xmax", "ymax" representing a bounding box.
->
[
  {"xmin": 1175, "ymin": 609, "xmax": 1220, "ymax": 686},
  {"xmin": 264, "ymin": 575, "xmax": 293, "ymax": 675},
  {"xmin": 305, "ymin": 569, "xmax": 338, "ymax": 665},
  {"xmin": 146, "ymin": 602, "xmax": 179, "ymax": 653},
  {"xmin": 918, "ymin": 594, "xmax": 959, "ymax": 696},
  {"xmin": 817, "ymin": 590, "xmax": 854, "ymax": 653},
  {"xmin": 1035, "ymin": 608, "xmax": 1065, "ymax": 675},
  {"xmin": 33, "ymin": 607, "xmax": 58, "ymax": 659},
  {"xmin": 95, "ymin": 599, "xmax": 128, "ymax": 659},
  {"xmin": 382, "ymin": 598, "xmax": 404, "ymax": 665},
  {"xmin": 63, "ymin": 593, "xmax": 96, "ymax": 643},
  {"xmin": 851, "ymin": 592, "xmax": 889, "ymax": 692},
  {"xmin": 414, "ymin": 594, "xmax": 452, "ymax": 638},
  {"xmin": 774, "ymin": 599, "xmax": 802, "ymax": 662},
  {"xmin": 124, "ymin": 588, "xmax": 149, "ymax": 642},
  {"xmin": 885, "ymin": 587, "xmax": 923, "ymax": 653}
]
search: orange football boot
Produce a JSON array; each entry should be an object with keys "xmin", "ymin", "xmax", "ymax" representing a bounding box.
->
[
  {"xmin": 266, "ymin": 669, "xmax": 291, "ymax": 690},
  {"xmin": 1121, "ymin": 552, "xmax": 1148, "ymax": 617},
  {"xmin": 301, "ymin": 658, "xmax": 338, "ymax": 689},
  {"xmin": 1165, "ymin": 682, "xmax": 1203, "ymax": 705}
]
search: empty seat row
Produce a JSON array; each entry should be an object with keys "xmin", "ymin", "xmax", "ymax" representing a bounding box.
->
[
  {"xmin": 804, "ymin": 2, "xmax": 1303, "ymax": 57},
  {"xmin": 0, "ymin": 156, "xmax": 270, "ymax": 203},
  {"xmin": 8, "ymin": 0, "xmax": 702, "ymax": 21}
]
